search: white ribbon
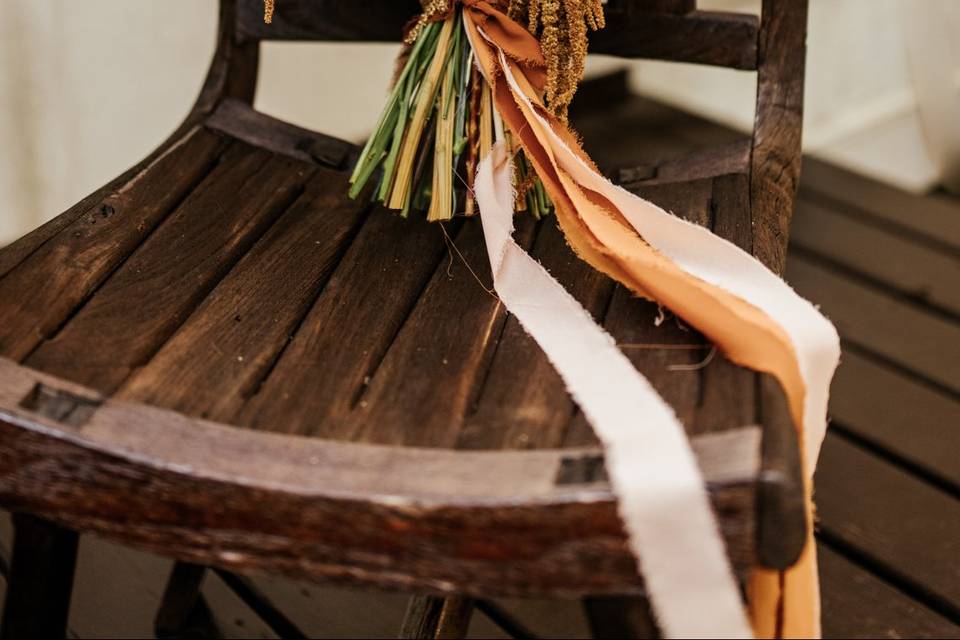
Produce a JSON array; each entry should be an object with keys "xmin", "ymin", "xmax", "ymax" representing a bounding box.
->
[{"xmin": 475, "ymin": 144, "xmax": 755, "ymax": 639}]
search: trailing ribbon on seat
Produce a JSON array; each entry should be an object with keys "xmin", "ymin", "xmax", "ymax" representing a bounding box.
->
[
  {"xmin": 266, "ymin": 1, "xmax": 841, "ymax": 637},
  {"xmin": 461, "ymin": 4, "xmax": 840, "ymax": 637}
]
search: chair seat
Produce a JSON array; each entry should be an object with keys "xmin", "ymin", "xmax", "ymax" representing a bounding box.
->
[{"xmin": 0, "ymin": 94, "xmax": 803, "ymax": 598}]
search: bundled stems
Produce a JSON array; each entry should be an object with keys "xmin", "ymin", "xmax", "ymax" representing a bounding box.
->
[{"xmin": 348, "ymin": 7, "xmax": 555, "ymax": 222}]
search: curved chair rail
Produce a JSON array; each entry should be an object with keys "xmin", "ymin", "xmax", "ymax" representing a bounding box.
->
[{"xmin": 0, "ymin": 357, "xmax": 760, "ymax": 597}]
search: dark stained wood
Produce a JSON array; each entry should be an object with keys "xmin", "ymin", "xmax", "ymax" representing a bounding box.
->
[
  {"xmin": 816, "ymin": 434, "xmax": 960, "ymax": 618},
  {"xmin": 27, "ymin": 146, "xmax": 312, "ymax": 394},
  {"xmin": 238, "ymin": 0, "xmax": 760, "ymax": 70},
  {"xmin": 750, "ymin": 0, "xmax": 808, "ymax": 273},
  {"xmin": 400, "ymin": 595, "xmax": 474, "ymax": 640},
  {"xmin": 0, "ymin": 129, "xmax": 229, "ymax": 363},
  {"xmin": 346, "ymin": 220, "xmax": 535, "ymax": 448},
  {"xmin": 792, "ymin": 198, "xmax": 960, "ymax": 316},
  {"xmin": 119, "ymin": 168, "xmax": 369, "ymax": 420},
  {"xmin": 787, "ymin": 256, "xmax": 960, "ymax": 394},
  {"xmin": 473, "ymin": 600, "xmax": 538, "ymax": 640},
  {"xmin": 213, "ymin": 569, "xmax": 311, "ymax": 640},
  {"xmin": 154, "ymin": 562, "xmax": 222, "ymax": 639},
  {"xmin": 801, "ymin": 157, "xmax": 960, "ymax": 252},
  {"xmin": 207, "ymin": 99, "xmax": 358, "ymax": 170},
  {"xmin": 829, "ymin": 349, "xmax": 960, "ymax": 491},
  {"xmin": 238, "ymin": 212, "xmax": 452, "ymax": 437},
  {"xmin": 457, "ymin": 221, "xmax": 613, "ymax": 451},
  {"xmin": 818, "ymin": 543, "xmax": 960, "ymax": 639},
  {"xmin": 0, "ymin": 514, "xmax": 79, "ymax": 640},
  {"xmin": 583, "ymin": 595, "xmax": 659, "ymax": 640},
  {"xmin": 590, "ymin": 9, "xmax": 759, "ymax": 69},
  {"xmin": 0, "ymin": 357, "xmax": 761, "ymax": 597},
  {"xmin": 755, "ymin": 376, "xmax": 805, "ymax": 569}
]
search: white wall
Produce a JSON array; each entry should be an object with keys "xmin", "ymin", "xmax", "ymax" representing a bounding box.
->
[{"xmin": 1, "ymin": 0, "xmax": 957, "ymax": 245}]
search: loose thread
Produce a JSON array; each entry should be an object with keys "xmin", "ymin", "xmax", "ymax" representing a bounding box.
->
[{"xmin": 439, "ymin": 223, "xmax": 500, "ymax": 300}]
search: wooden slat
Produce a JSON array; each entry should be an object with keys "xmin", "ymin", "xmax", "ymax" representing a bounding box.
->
[
  {"xmin": 801, "ymin": 157, "xmax": 960, "ymax": 252},
  {"xmin": 26, "ymin": 146, "xmax": 312, "ymax": 394},
  {"xmin": 237, "ymin": 1, "xmax": 759, "ymax": 70},
  {"xmin": 348, "ymin": 220, "xmax": 537, "ymax": 447},
  {"xmin": 0, "ymin": 129, "xmax": 229, "ymax": 363},
  {"xmin": 792, "ymin": 199, "xmax": 960, "ymax": 316},
  {"xmin": 815, "ymin": 434, "xmax": 960, "ymax": 617},
  {"xmin": 831, "ymin": 349, "xmax": 960, "ymax": 491},
  {"xmin": 119, "ymin": 169, "xmax": 368, "ymax": 420},
  {"xmin": 786, "ymin": 256, "xmax": 960, "ymax": 394},
  {"xmin": 590, "ymin": 9, "xmax": 759, "ymax": 69},
  {"xmin": 818, "ymin": 543, "xmax": 960, "ymax": 639},
  {"xmin": 238, "ymin": 211, "xmax": 450, "ymax": 437},
  {"xmin": 206, "ymin": 99, "xmax": 358, "ymax": 170},
  {"xmin": 457, "ymin": 221, "xmax": 614, "ymax": 451}
]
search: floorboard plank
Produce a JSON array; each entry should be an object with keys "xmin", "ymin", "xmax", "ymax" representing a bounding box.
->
[
  {"xmin": 801, "ymin": 157, "xmax": 960, "ymax": 252},
  {"xmin": 819, "ymin": 543, "xmax": 960, "ymax": 639},
  {"xmin": 792, "ymin": 198, "xmax": 960, "ymax": 316},
  {"xmin": 815, "ymin": 434, "xmax": 960, "ymax": 618},
  {"xmin": 787, "ymin": 256, "xmax": 960, "ymax": 394},
  {"xmin": 830, "ymin": 349, "xmax": 960, "ymax": 491}
]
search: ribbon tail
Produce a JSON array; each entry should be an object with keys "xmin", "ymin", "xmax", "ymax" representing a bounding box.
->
[{"xmin": 475, "ymin": 142, "xmax": 754, "ymax": 639}]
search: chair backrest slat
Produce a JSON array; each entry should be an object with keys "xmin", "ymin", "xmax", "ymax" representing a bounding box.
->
[{"xmin": 236, "ymin": 0, "xmax": 759, "ymax": 70}]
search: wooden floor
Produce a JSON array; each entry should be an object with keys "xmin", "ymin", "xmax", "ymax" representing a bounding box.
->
[{"xmin": 1, "ymin": 95, "xmax": 958, "ymax": 638}]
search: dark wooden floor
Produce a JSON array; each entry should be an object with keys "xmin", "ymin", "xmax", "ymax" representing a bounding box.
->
[{"xmin": 1, "ymin": 94, "xmax": 958, "ymax": 638}]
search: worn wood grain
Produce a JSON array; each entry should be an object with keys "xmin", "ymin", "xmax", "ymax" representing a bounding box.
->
[
  {"xmin": 0, "ymin": 358, "xmax": 761, "ymax": 597},
  {"xmin": 347, "ymin": 220, "xmax": 535, "ymax": 447},
  {"xmin": 750, "ymin": 0, "xmax": 808, "ymax": 273},
  {"xmin": 119, "ymin": 168, "xmax": 368, "ymax": 421},
  {"xmin": 237, "ymin": 1, "xmax": 759, "ymax": 70},
  {"xmin": 457, "ymin": 220, "xmax": 613, "ymax": 451},
  {"xmin": 787, "ymin": 256, "xmax": 960, "ymax": 394},
  {"xmin": 818, "ymin": 543, "xmax": 960, "ymax": 640},
  {"xmin": 207, "ymin": 99, "xmax": 358, "ymax": 171},
  {"xmin": 0, "ymin": 130, "xmax": 229, "ymax": 364},
  {"xmin": 816, "ymin": 434, "xmax": 960, "ymax": 618},
  {"xmin": 27, "ymin": 146, "xmax": 312, "ymax": 394},
  {"xmin": 238, "ymin": 212, "xmax": 451, "ymax": 438}
]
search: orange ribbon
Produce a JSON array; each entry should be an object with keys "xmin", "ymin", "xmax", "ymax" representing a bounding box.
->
[{"xmin": 462, "ymin": 2, "xmax": 830, "ymax": 637}]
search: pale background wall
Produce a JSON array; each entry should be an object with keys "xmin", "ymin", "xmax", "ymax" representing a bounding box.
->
[{"xmin": 1, "ymin": 0, "xmax": 958, "ymax": 245}]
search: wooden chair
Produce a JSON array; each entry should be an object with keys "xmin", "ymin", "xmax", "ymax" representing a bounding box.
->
[{"xmin": 0, "ymin": 1, "xmax": 809, "ymax": 637}]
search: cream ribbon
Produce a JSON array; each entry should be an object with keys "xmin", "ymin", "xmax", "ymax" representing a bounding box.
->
[
  {"xmin": 468, "ymin": 17, "xmax": 841, "ymax": 639},
  {"xmin": 476, "ymin": 142, "xmax": 754, "ymax": 638}
]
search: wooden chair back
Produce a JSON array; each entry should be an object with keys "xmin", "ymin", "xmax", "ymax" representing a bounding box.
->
[{"xmin": 219, "ymin": 0, "xmax": 809, "ymax": 271}]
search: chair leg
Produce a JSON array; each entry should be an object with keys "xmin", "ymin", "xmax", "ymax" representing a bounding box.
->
[
  {"xmin": 400, "ymin": 595, "xmax": 475, "ymax": 639},
  {"xmin": 583, "ymin": 596, "xmax": 659, "ymax": 640},
  {"xmin": 0, "ymin": 514, "xmax": 79, "ymax": 640},
  {"xmin": 155, "ymin": 562, "xmax": 221, "ymax": 640}
]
